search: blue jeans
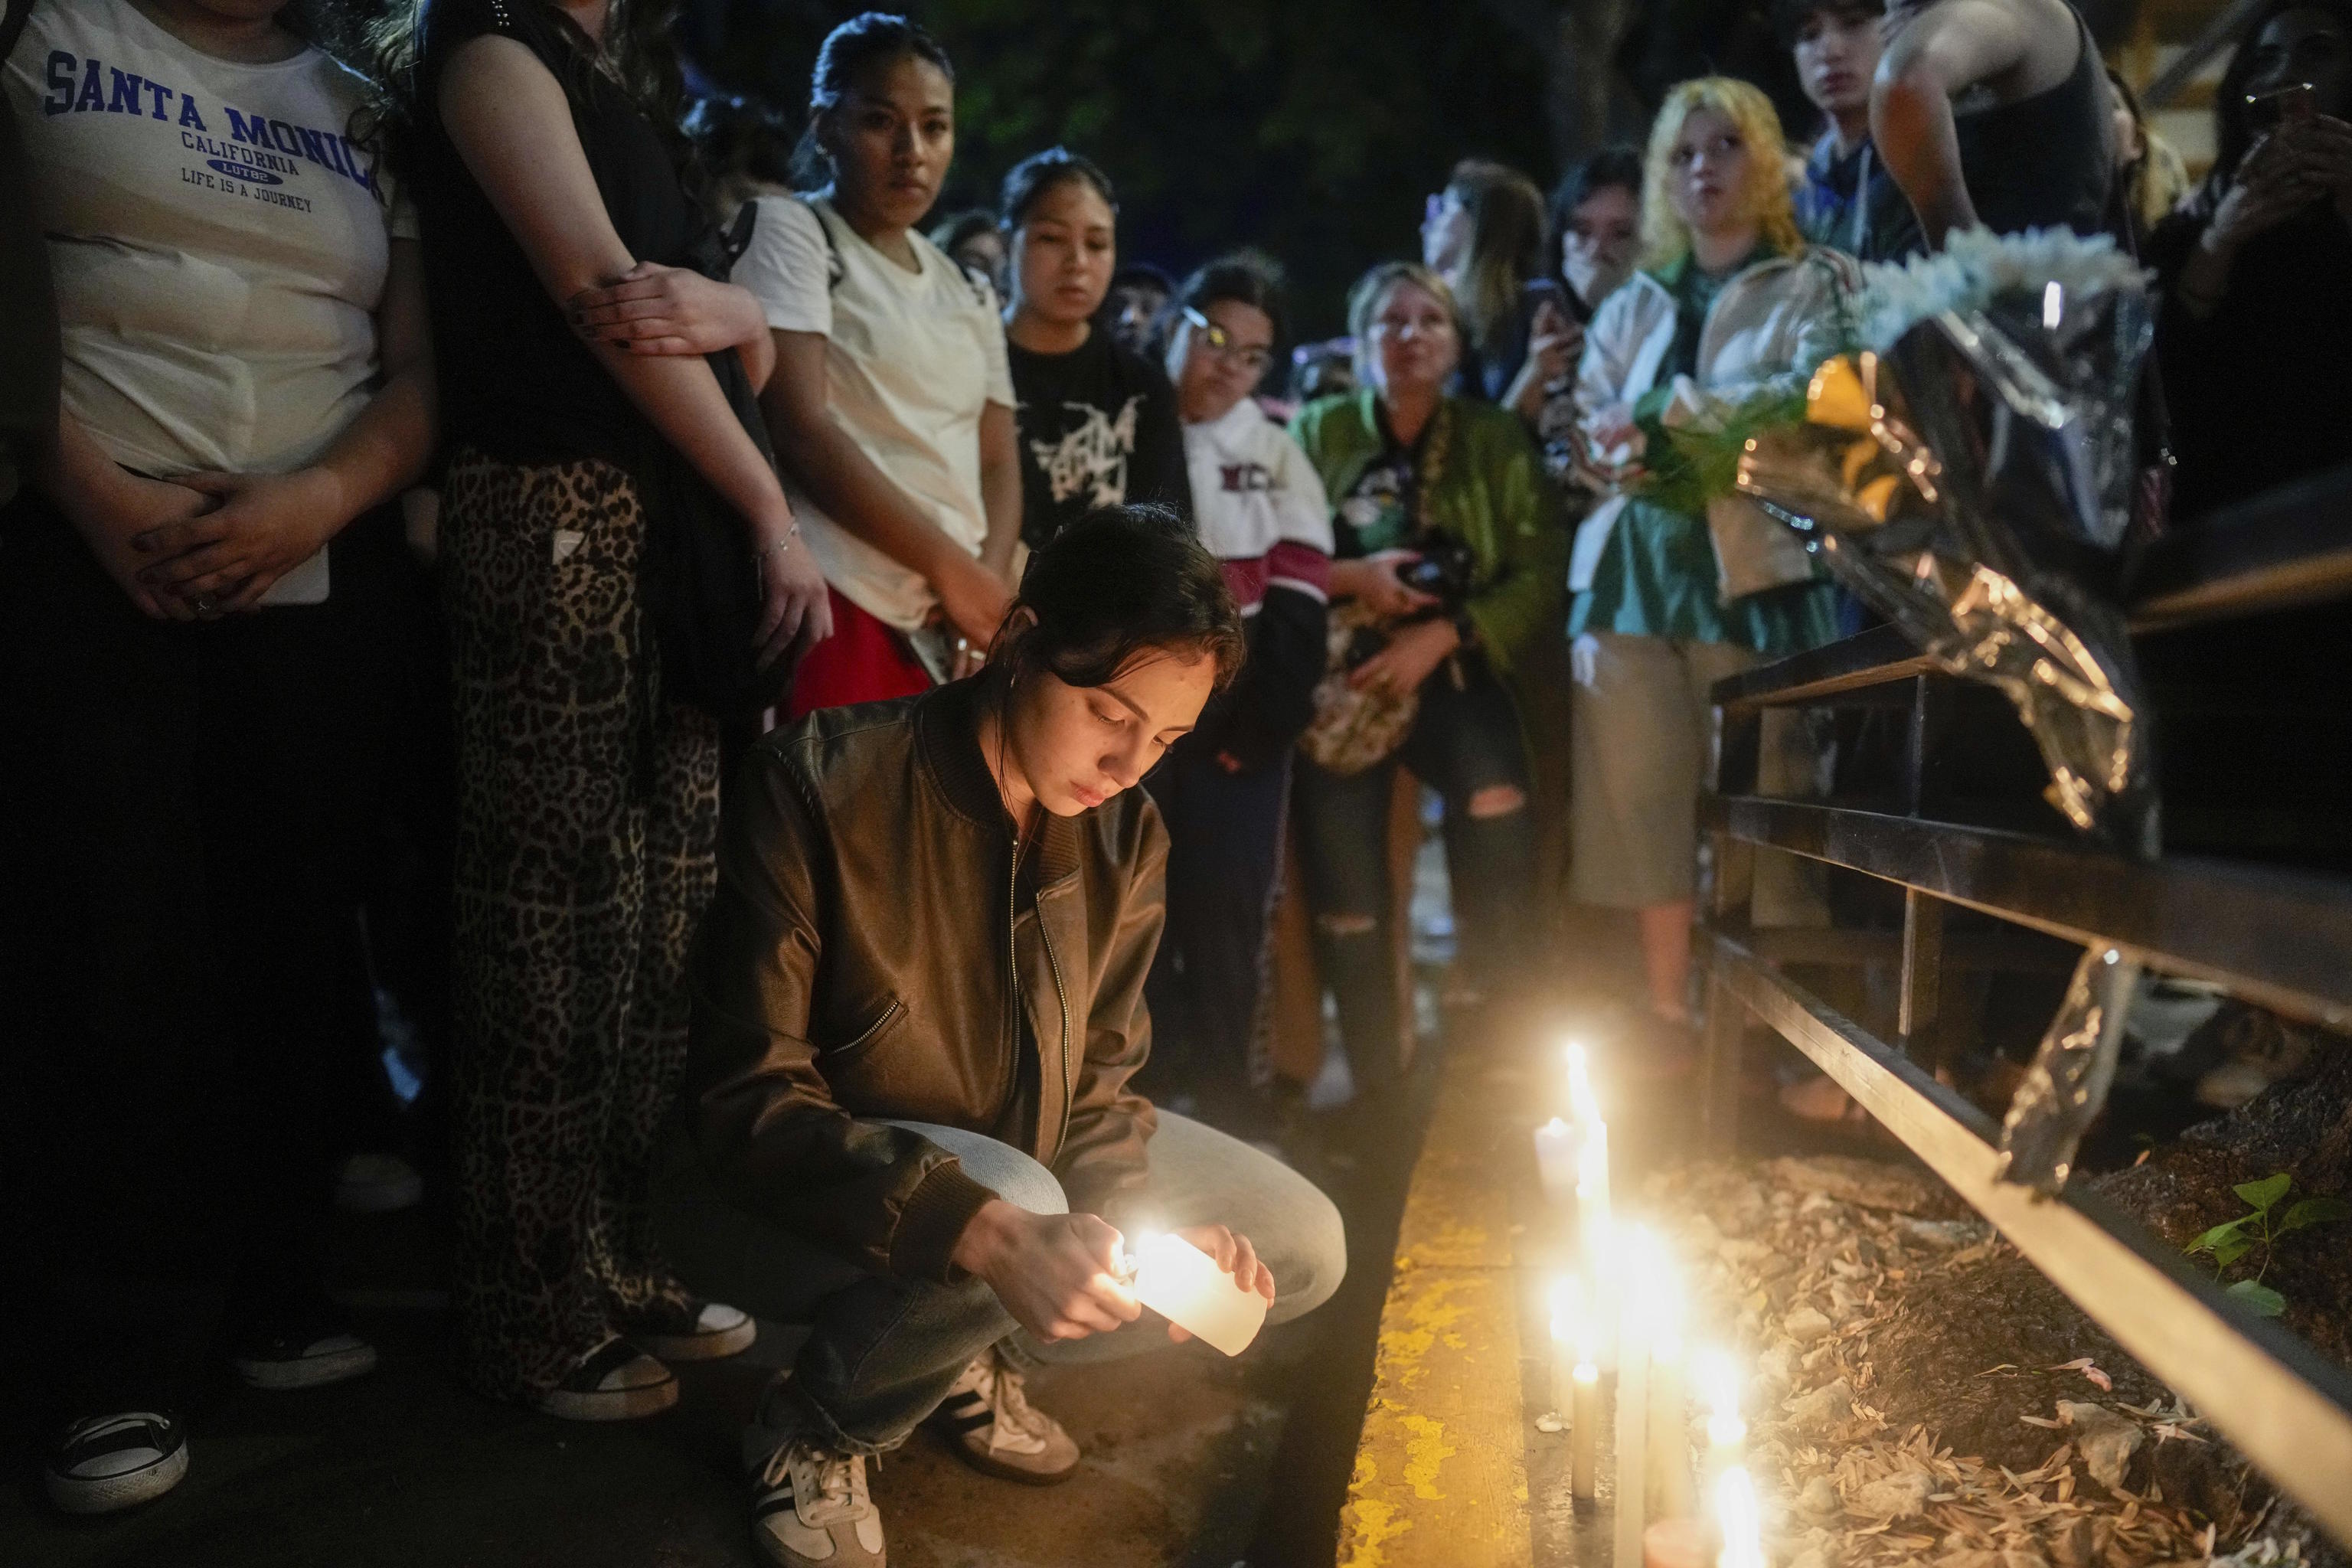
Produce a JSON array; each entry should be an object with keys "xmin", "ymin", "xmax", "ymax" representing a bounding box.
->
[
  {"xmin": 1292, "ymin": 654, "xmax": 1534, "ymax": 1094},
  {"xmin": 654, "ymin": 1111, "xmax": 1345, "ymax": 1463}
]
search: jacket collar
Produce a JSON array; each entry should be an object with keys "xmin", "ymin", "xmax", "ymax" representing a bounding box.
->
[{"xmin": 913, "ymin": 678, "xmax": 1084, "ymax": 887}]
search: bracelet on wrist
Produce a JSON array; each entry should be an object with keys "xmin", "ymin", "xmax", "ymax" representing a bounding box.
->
[{"xmin": 755, "ymin": 521, "xmax": 802, "ymax": 561}]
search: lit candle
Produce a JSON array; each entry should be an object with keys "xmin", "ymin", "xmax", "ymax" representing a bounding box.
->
[
  {"xmin": 1713, "ymin": 1465, "xmax": 1766, "ymax": 1568},
  {"xmin": 1571, "ymin": 1364, "xmax": 1602, "ymax": 1501},
  {"xmin": 1695, "ymin": 1346, "xmax": 1747, "ymax": 1478},
  {"xmin": 1551, "ymin": 1274, "xmax": 1602, "ymax": 1502},
  {"xmin": 1576, "ymin": 1119, "xmax": 1612, "ymax": 1270},
  {"xmin": 1645, "ymin": 1242, "xmax": 1694, "ymax": 1521},
  {"xmin": 1126, "ymin": 1231, "xmax": 1266, "ymax": 1356},
  {"xmin": 1614, "ymin": 1225, "xmax": 1656, "ymax": 1565},
  {"xmin": 1566, "ymin": 1040, "xmax": 1600, "ymax": 1129},
  {"xmin": 1534, "ymin": 1116, "xmax": 1579, "ymax": 1207}
]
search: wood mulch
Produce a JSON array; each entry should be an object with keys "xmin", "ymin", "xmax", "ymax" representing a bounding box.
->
[{"xmin": 1639, "ymin": 1154, "xmax": 2347, "ymax": 1568}]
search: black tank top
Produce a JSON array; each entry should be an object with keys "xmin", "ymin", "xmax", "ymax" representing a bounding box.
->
[{"xmin": 1950, "ymin": 5, "xmax": 2115, "ymax": 238}]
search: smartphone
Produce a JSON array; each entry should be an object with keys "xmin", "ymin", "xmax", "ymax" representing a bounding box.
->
[
  {"xmin": 1524, "ymin": 276, "xmax": 1578, "ymax": 325},
  {"xmin": 2246, "ymin": 80, "xmax": 2317, "ymax": 132}
]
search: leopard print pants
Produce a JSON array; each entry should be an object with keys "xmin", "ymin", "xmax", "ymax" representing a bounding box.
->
[{"xmin": 442, "ymin": 449, "xmax": 721, "ymax": 1402}]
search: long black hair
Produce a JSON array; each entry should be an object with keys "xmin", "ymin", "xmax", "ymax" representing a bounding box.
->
[
  {"xmin": 991, "ymin": 505, "xmax": 1245, "ymax": 694},
  {"xmin": 2212, "ymin": 0, "xmax": 2352, "ymax": 181},
  {"xmin": 792, "ymin": 11, "xmax": 956, "ymax": 191}
]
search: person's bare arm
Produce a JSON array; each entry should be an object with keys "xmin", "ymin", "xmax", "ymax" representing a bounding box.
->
[
  {"xmin": 139, "ymin": 237, "xmax": 438, "ymax": 609},
  {"xmin": 439, "ymin": 36, "xmax": 790, "ymax": 550},
  {"xmin": 760, "ymin": 328, "xmax": 1011, "ymax": 644},
  {"xmin": 1872, "ymin": 0, "xmax": 2032, "ymax": 247},
  {"xmin": 975, "ymin": 400, "xmax": 1022, "ymax": 583},
  {"xmin": 437, "ymin": 35, "xmax": 825, "ymax": 666}
]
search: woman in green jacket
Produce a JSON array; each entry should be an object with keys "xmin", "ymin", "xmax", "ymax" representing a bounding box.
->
[{"xmin": 1289, "ymin": 261, "xmax": 1565, "ymax": 1108}]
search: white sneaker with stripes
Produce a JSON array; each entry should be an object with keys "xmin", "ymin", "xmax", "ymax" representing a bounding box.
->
[{"xmin": 750, "ymin": 1436, "xmax": 885, "ymax": 1567}]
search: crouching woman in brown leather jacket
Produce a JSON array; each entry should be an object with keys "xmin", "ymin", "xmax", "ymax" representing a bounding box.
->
[{"xmin": 659, "ymin": 505, "xmax": 1348, "ymax": 1568}]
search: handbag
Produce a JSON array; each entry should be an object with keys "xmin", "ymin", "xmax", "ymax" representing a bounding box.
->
[
  {"xmin": 1297, "ymin": 403, "xmax": 1459, "ymax": 776},
  {"xmin": 635, "ymin": 201, "xmax": 791, "ymax": 721}
]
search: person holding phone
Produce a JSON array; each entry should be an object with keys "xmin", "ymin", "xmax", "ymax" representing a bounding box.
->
[
  {"xmin": 1420, "ymin": 158, "xmax": 1552, "ymax": 406},
  {"xmin": 2149, "ymin": 0, "xmax": 2352, "ymax": 520},
  {"xmin": 1530, "ymin": 149, "xmax": 1646, "ymax": 474},
  {"xmin": 661, "ymin": 507, "xmax": 1344, "ymax": 1568}
]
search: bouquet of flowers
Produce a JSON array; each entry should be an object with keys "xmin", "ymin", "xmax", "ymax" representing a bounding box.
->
[
  {"xmin": 1730, "ymin": 227, "xmax": 2159, "ymax": 1196},
  {"xmin": 1735, "ymin": 225, "xmax": 2158, "ymax": 855}
]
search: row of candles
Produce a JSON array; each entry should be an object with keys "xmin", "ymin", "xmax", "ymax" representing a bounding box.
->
[{"xmin": 1535, "ymin": 1043, "xmax": 1768, "ymax": 1568}]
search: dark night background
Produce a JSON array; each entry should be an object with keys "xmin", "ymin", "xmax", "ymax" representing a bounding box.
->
[{"xmin": 668, "ymin": 0, "xmax": 1828, "ymax": 341}]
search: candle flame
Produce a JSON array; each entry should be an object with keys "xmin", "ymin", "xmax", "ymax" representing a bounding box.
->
[
  {"xmin": 1576, "ymin": 1120, "xmax": 1609, "ymax": 1194},
  {"xmin": 1695, "ymin": 1346, "xmax": 1741, "ymax": 1421},
  {"xmin": 1565, "ymin": 1040, "xmax": 1600, "ymax": 1125},
  {"xmin": 1714, "ymin": 1465, "xmax": 1766, "ymax": 1568},
  {"xmin": 1550, "ymin": 1272, "xmax": 1601, "ymax": 1363}
]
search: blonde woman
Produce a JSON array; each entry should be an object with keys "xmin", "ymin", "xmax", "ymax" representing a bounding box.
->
[{"xmin": 1566, "ymin": 77, "xmax": 1851, "ymax": 1069}]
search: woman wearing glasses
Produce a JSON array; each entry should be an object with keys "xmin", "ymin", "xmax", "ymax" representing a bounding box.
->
[
  {"xmin": 999, "ymin": 149, "xmax": 1192, "ymax": 551},
  {"xmin": 1143, "ymin": 256, "xmax": 1334, "ymax": 1135}
]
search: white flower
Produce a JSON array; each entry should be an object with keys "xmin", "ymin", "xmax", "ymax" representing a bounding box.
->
[{"xmin": 1854, "ymin": 227, "xmax": 2149, "ymax": 351}]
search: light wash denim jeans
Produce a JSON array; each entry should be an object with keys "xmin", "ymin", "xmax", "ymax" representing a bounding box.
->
[{"xmin": 655, "ymin": 1110, "xmax": 1346, "ymax": 1465}]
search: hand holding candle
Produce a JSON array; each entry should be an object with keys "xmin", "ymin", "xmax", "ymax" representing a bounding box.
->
[{"xmin": 1128, "ymin": 1227, "xmax": 1273, "ymax": 1355}]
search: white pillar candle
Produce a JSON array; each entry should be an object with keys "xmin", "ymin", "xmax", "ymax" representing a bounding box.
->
[
  {"xmin": 1128, "ymin": 1231, "xmax": 1267, "ymax": 1357},
  {"xmin": 1534, "ymin": 1117, "xmax": 1580, "ymax": 1207},
  {"xmin": 1613, "ymin": 1225, "xmax": 1656, "ymax": 1566},
  {"xmin": 1648, "ymin": 1331, "xmax": 1694, "ymax": 1520},
  {"xmin": 1552, "ymin": 1272, "xmax": 1602, "ymax": 1501},
  {"xmin": 1570, "ymin": 1362, "xmax": 1602, "ymax": 1501},
  {"xmin": 1713, "ymin": 1465, "xmax": 1766, "ymax": 1568}
]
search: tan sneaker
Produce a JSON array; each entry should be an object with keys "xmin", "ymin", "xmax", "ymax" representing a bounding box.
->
[
  {"xmin": 750, "ymin": 1436, "xmax": 885, "ymax": 1567},
  {"xmin": 926, "ymin": 1348, "xmax": 1080, "ymax": 1485}
]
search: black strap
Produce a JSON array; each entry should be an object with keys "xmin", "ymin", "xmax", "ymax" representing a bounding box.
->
[
  {"xmin": 805, "ymin": 197, "xmax": 848, "ymax": 293},
  {"xmin": 2, "ymin": 0, "xmax": 32, "ymax": 66}
]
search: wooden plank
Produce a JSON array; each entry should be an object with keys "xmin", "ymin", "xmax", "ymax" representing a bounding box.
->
[
  {"xmin": 1705, "ymin": 796, "xmax": 2352, "ymax": 1029},
  {"xmin": 1713, "ymin": 939, "xmax": 2352, "ymax": 1546},
  {"xmin": 1341, "ymin": 1042, "xmax": 1531, "ymax": 1568}
]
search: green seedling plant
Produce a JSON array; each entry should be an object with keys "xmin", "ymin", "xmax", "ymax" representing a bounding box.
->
[{"xmin": 2185, "ymin": 1173, "xmax": 2351, "ymax": 1318}]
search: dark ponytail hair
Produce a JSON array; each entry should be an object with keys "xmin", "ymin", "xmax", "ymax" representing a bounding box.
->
[
  {"xmin": 1172, "ymin": 250, "xmax": 1289, "ymax": 351},
  {"xmin": 998, "ymin": 145, "xmax": 1119, "ymax": 229},
  {"xmin": 792, "ymin": 11, "xmax": 956, "ymax": 191},
  {"xmin": 991, "ymin": 505, "xmax": 1245, "ymax": 694}
]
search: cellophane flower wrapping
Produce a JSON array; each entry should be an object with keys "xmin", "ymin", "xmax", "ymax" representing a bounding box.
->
[{"xmin": 1733, "ymin": 227, "xmax": 2158, "ymax": 1192}]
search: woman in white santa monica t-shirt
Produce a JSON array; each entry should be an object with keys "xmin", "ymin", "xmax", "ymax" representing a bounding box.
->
[
  {"xmin": 724, "ymin": 15, "xmax": 1023, "ymax": 720},
  {"xmin": 2, "ymin": 0, "xmax": 433, "ymax": 1518}
]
